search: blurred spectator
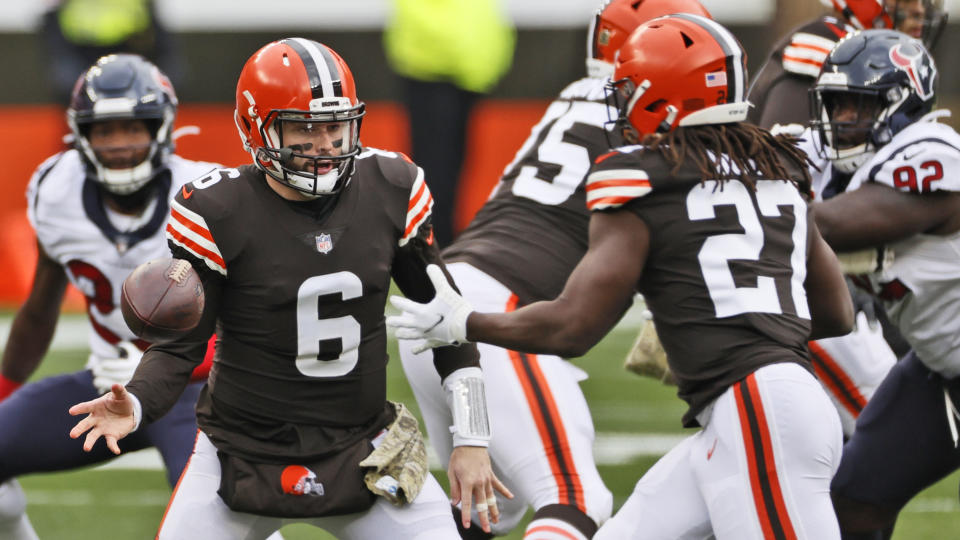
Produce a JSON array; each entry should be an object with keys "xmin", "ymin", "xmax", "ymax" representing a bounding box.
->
[
  {"xmin": 384, "ymin": 0, "xmax": 515, "ymax": 247},
  {"xmin": 40, "ymin": 0, "xmax": 182, "ymax": 103}
]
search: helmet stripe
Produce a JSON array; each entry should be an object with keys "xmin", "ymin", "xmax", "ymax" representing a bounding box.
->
[
  {"xmin": 283, "ymin": 38, "xmax": 343, "ymax": 99},
  {"xmin": 669, "ymin": 14, "xmax": 746, "ymax": 103}
]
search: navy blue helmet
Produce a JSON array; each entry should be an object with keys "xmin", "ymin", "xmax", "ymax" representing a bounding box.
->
[
  {"xmin": 810, "ymin": 29, "xmax": 937, "ymax": 172},
  {"xmin": 67, "ymin": 54, "xmax": 178, "ymax": 194}
]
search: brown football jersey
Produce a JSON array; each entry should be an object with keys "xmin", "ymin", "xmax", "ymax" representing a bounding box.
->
[
  {"xmin": 444, "ymin": 77, "xmax": 623, "ymax": 305},
  {"xmin": 747, "ymin": 16, "xmax": 852, "ymax": 128},
  {"xmin": 128, "ymin": 149, "xmax": 478, "ymax": 460},
  {"xmin": 586, "ymin": 147, "xmax": 813, "ymax": 427}
]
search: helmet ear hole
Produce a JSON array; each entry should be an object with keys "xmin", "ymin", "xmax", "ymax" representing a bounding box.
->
[
  {"xmin": 681, "ymin": 32, "xmax": 694, "ymax": 48},
  {"xmin": 645, "ymin": 99, "xmax": 667, "ymax": 113},
  {"xmin": 241, "ymin": 116, "xmax": 252, "ymax": 132}
]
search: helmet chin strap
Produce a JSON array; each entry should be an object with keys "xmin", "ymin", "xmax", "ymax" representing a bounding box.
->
[
  {"xmin": 831, "ymin": 146, "xmax": 875, "ymax": 173},
  {"xmin": 96, "ymin": 158, "xmax": 155, "ymax": 195}
]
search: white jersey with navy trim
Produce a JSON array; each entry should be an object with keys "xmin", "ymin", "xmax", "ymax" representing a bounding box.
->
[
  {"xmin": 848, "ymin": 113, "xmax": 960, "ymax": 377},
  {"xmin": 25, "ymin": 150, "xmax": 221, "ymax": 366},
  {"xmin": 794, "ymin": 128, "xmax": 833, "ymax": 201}
]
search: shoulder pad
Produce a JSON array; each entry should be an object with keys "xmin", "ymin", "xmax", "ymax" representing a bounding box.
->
[
  {"xmin": 26, "ymin": 151, "xmax": 75, "ymax": 233},
  {"xmin": 558, "ymin": 77, "xmax": 608, "ymax": 102},
  {"xmin": 165, "ymin": 167, "xmax": 247, "ymax": 276},
  {"xmin": 168, "ymin": 155, "xmax": 225, "ymax": 189},
  {"xmin": 357, "ymin": 147, "xmax": 419, "ymax": 191},
  {"xmin": 586, "ymin": 147, "xmax": 652, "ymax": 210},
  {"xmin": 855, "ymin": 122, "xmax": 960, "ymax": 194}
]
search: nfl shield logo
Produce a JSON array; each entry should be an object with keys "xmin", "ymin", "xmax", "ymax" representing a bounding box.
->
[{"xmin": 315, "ymin": 233, "xmax": 333, "ymax": 254}]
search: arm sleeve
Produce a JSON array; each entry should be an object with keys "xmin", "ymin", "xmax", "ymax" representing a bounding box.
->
[
  {"xmin": 125, "ymin": 248, "xmax": 223, "ymax": 424},
  {"xmin": 392, "ymin": 220, "xmax": 480, "ymax": 379}
]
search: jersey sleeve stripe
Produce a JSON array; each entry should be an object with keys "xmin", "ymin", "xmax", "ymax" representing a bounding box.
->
[
  {"xmin": 167, "ymin": 224, "xmax": 227, "ymax": 276},
  {"xmin": 785, "ymin": 42, "xmax": 831, "ymax": 55},
  {"xmin": 788, "ymin": 32, "xmax": 836, "ymax": 51},
  {"xmin": 782, "ymin": 53, "xmax": 825, "ymax": 66},
  {"xmin": 594, "ymin": 150, "xmax": 620, "ymax": 164},
  {"xmin": 586, "ymin": 178, "xmax": 652, "ymax": 191},
  {"xmin": 782, "ymin": 32, "xmax": 835, "ymax": 77},
  {"xmin": 587, "ymin": 195, "xmax": 646, "ymax": 210},
  {"xmin": 170, "ymin": 207, "xmax": 215, "ymax": 244},
  {"xmin": 782, "ymin": 58, "xmax": 823, "ymax": 78},
  {"xmin": 400, "ymin": 167, "xmax": 434, "ymax": 246},
  {"xmin": 167, "ymin": 200, "xmax": 226, "ymax": 275},
  {"xmin": 585, "ymin": 169, "xmax": 652, "ymax": 209}
]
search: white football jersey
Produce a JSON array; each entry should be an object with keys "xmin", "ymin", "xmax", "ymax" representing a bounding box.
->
[
  {"xmin": 794, "ymin": 127, "xmax": 833, "ymax": 201},
  {"xmin": 845, "ymin": 113, "xmax": 960, "ymax": 377},
  {"xmin": 26, "ymin": 150, "xmax": 221, "ymax": 367}
]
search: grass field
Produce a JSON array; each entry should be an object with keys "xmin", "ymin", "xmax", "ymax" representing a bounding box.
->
[{"xmin": 14, "ymin": 318, "xmax": 960, "ymax": 539}]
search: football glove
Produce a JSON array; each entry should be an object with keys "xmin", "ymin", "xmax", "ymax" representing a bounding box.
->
[
  {"xmin": 92, "ymin": 341, "xmax": 142, "ymax": 395},
  {"xmin": 836, "ymin": 247, "xmax": 893, "ymax": 275},
  {"xmin": 387, "ymin": 265, "xmax": 473, "ymax": 354}
]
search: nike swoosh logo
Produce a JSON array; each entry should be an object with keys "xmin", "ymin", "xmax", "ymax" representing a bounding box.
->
[
  {"xmin": 707, "ymin": 437, "xmax": 718, "ymax": 460},
  {"xmin": 426, "ymin": 229, "xmax": 435, "ymax": 246},
  {"xmin": 425, "ymin": 314, "xmax": 445, "ymax": 332},
  {"xmin": 181, "ymin": 185, "xmax": 195, "ymax": 199},
  {"xmin": 901, "ymin": 147, "xmax": 923, "ymax": 161}
]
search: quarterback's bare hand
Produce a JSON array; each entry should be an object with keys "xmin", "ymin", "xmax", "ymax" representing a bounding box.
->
[
  {"xmin": 69, "ymin": 384, "xmax": 136, "ymax": 455},
  {"xmin": 387, "ymin": 264, "xmax": 473, "ymax": 353},
  {"xmin": 448, "ymin": 445, "xmax": 513, "ymax": 533}
]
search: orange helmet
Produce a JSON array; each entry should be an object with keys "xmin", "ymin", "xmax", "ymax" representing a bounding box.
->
[
  {"xmin": 586, "ymin": 0, "xmax": 713, "ymax": 78},
  {"xmin": 608, "ymin": 14, "xmax": 749, "ymax": 137},
  {"xmin": 234, "ymin": 38, "xmax": 365, "ymax": 197},
  {"xmin": 820, "ymin": 0, "xmax": 893, "ymax": 30}
]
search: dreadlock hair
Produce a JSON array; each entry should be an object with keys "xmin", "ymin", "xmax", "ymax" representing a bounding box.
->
[{"xmin": 640, "ymin": 122, "xmax": 814, "ymax": 194}]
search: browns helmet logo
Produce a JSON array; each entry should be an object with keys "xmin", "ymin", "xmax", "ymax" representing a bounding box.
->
[{"xmin": 280, "ymin": 465, "xmax": 324, "ymax": 496}]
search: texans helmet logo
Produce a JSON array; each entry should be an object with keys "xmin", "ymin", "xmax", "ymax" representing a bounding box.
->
[{"xmin": 889, "ymin": 43, "xmax": 935, "ymax": 101}]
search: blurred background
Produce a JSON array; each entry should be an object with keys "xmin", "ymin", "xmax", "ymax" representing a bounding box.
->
[
  {"xmin": 2, "ymin": 3, "xmax": 959, "ymax": 538},
  {"xmin": 0, "ymin": 0, "xmax": 957, "ymax": 309}
]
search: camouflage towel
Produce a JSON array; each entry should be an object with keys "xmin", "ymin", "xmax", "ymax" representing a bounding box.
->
[
  {"xmin": 359, "ymin": 401, "xmax": 428, "ymax": 506},
  {"xmin": 624, "ymin": 320, "xmax": 676, "ymax": 385}
]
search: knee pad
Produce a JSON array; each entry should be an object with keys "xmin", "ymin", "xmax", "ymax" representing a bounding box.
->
[{"xmin": 524, "ymin": 503, "xmax": 598, "ymax": 540}]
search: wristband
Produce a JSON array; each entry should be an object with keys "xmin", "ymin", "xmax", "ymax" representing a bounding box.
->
[{"xmin": 443, "ymin": 367, "xmax": 492, "ymax": 447}]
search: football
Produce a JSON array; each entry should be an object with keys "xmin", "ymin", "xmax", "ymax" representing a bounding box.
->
[{"xmin": 120, "ymin": 258, "xmax": 205, "ymax": 343}]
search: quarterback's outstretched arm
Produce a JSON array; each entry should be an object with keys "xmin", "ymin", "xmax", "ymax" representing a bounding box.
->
[{"xmin": 1, "ymin": 243, "xmax": 68, "ymax": 396}]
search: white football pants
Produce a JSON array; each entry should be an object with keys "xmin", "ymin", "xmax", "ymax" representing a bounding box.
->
[
  {"xmin": 158, "ymin": 431, "xmax": 457, "ymax": 539},
  {"xmin": 595, "ymin": 363, "xmax": 843, "ymax": 540}
]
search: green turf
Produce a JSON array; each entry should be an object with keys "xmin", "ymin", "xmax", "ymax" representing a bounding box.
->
[{"xmin": 16, "ymin": 327, "xmax": 960, "ymax": 538}]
